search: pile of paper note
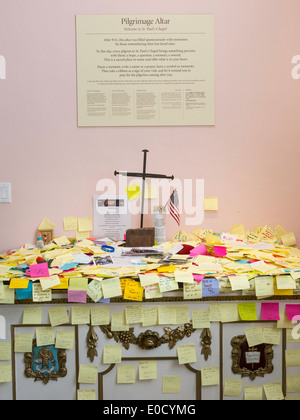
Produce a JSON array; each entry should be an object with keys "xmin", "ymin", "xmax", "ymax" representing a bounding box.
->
[{"xmin": 0, "ymin": 225, "xmax": 300, "ymax": 303}]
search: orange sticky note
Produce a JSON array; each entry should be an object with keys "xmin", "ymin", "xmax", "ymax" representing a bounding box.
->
[
  {"xmin": 124, "ymin": 279, "xmax": 144, "ymax": 301},
  {"xmin": 157, "ymin": 265, "xmax": 176, "ymax": 273}
]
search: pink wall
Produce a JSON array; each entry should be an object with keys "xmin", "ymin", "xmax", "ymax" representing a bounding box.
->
[{"xmin": 0, "ymin": 0, "xmax": 300, "ymax": 253}]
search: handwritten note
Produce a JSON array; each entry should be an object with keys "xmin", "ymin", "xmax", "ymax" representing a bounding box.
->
[
  {"xmin": 285, "ymin": 304, "xmax": 300, "ymax": 321},
  {"xmin": 177, "ymin": 344, "xmax": 197, "ymax": 365},
  {"xmin": 139, "ymin": 361, "xmax": 157, "ymax": 380},
  {"xmin": 29, "ymin": 262, "xmax": 49, "ymax": 278},
  {"xmin": 117, "ymin": 365, "xmax": 136, "ymax": 384},
  {"xmin": 78, "ymin": 365, "xmax": 98, "ymax": 384},
  {"xmin": 162, "ymin": 376, "xmax": 180, "ymax": 394},
  {"xmin": 238, "ymin": 303, "xmax": 257, "ymax": 321},
  {"xmin": 261, "ymin": 302, "xmax": 280, "ymax": 321}
]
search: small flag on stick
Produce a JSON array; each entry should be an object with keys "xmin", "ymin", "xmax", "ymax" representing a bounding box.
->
[{"xmin": 166, "ymin": 189, "xmax": 180, "ymax": 226}]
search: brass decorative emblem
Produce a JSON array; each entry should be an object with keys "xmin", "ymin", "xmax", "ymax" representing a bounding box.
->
[
  {"xmin": 201, "ymin": 328, "xmax": 212, "ymax": 361},
  {"xmin": 99, "ymin": 323, "xmax": 211, "ymax": 358},
  {"xmin": 231, "ymin": 335, "xmax": 274, "ymax": 381},
  {"xmin": 24, "ymin": 340, "xmax": 67, "ymax": 384},
  {"xmin": 87, "ymin": 326, "xmax": 98, "ymax": 363}
]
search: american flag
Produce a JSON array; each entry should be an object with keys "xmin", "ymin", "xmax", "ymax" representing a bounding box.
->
[{"xmin": 167, "ymin": 189, "xmax": 180, "ymax": 226}]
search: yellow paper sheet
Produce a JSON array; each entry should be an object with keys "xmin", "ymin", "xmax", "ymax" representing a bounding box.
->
[
  {"xmin": 55, "ymin": 330, "xmax": 74, "ymax": 349},
  {"xmin": 78, "ymin": 364, "xmax": 98, "ymax": 384},
  {"xmin": 117, "ymin": 365, "xmax": 136, "ymax": 384},
  {"xmin": 177, "ymin": 344, "xmax": 197, "ymax": 365},
  {"xmin": 139, "ymin": 361, "xmax": 157, "ymax": 380},
  {"xmin": 162, "ymin": 376, "xmax": 180, "ymax": 394},
  {"xmin": 103, "ymin": 345, "xmax": 122, "ymax": 364}
]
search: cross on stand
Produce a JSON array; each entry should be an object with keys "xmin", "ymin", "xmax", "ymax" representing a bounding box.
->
[{"xmin": 114, "ymin": 150, "xmax": 174, "ymax": 229}]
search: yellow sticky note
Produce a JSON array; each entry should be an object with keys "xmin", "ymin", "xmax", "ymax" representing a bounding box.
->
[
  {"xmin": 177, "ymin": 344, "xmax": 197, "ymax": 365},
  {"xmin": 157, "ymin": 265, "xmax": 176, "ymax": 273},
  {"xmin": 51, "ymin": 277, "xmax": 69, "ymax": 289},
  {"xmin": 126, "ymin": 184, "xmax": 142, "ymax": 200},
  {"xmin": 9, "ymin": 278, "xmax": 29, "ymax": 289},
  {"xmin": 78, "ymin": 217, "xmax": 93, "ymax": 233},
  {"xmin": 285, "ymin": 349, "xmax": 300, "ymax": 367},
  {"xmin": 77, "ymin": 389, "xmax": 96, "ymax": 400},
  {"xmin": 172, "ymin": 230, "xmax": 189, "ymax": 243},
  {"xmin": 287, "ymin": 375, "xmax": 300, "ymax": 393},
  {"xmin": 102, "ymin": 277, "xmax": 123, "ymax": 299},
  {"xmin": 221, "ymin": 304, "xmax": 239, "ymax": 323},
  {"xmin": 223, "ymin": 378, "xmax": 243, "ymax": 397},
  {"xmin": 117, "ymin": 365, "xmax": 136, "ymax": 384},
  {"xmin": 158, "ymin": 306, "xmax": 176, "ymax": 325},
  {"xmin": 276, "ymin": 275, "xmax": 296, "ymax": 290},
  {"xmin": 142, "ymin": 307, "xmax": 158, "ymax": 327},
  {"xmin": 175, "ymin": 271, "xmax": 194, "ymax": 284},
  {"xmin": 238, "ymin": 303, "xmax": 257, "ymax": 321},
  {"xmin": 48, "ymin": 306, "xmax": 69, "ymax": 327},
  {"xmin": 91, "ymin": 306, "xmax": 110, "ymax": 326},
  {"xmin": 139, "ymin": 361, "xmax": 157, "ymax": 380},
  {"xmin": 103, "ymin": 345, "xmax": 122, "ymax": 364},
  {"xmin": 0, "ymin": 364, "xmax": 12, "ymax": 383},
  {"xmin": 201, "ymin": 367, "xmax": 220, "ymax": 386},
  {"xmin": 71, "ymin": 305, "xmax": 90, "ymax": 325},
  {"xmin": 244, "ymin": 386, "xmax": 263, "ymax": 401},
  {"xmin": 192, "ymin": 309, "xmax": 211, "ymax": 329},
  {"xmin": 55, "ymin": 330, "xmax": 75, "ymax": 350},
  {"xmin": 76, "ymin": 231, "xmax": 91, "ymax": 240},
  {"xmin": 281, "ymin": 232, "xmax": 297, "ymax": 247},
  {"xmin": 36, "ymin": 327, "xmax": 55, "ymax": 347},
  {"xmin": 14, "ymin": 334, "xmax": 33, "ymax": 353},
  {"xmin": 63, "ymin": 217, "xmax": 78, "ymax": 231},
  {"xmin": 38, "ymin": 218, "xmax": 55, "ymax": 230},
  {"xmin": 78, "ymin": 364, "xmax": 98, "ymax": 384},
  {"xmin": 53, "ymin": 236, "xmax": 70, "ymax": 247},
  {"xmin": 125, "ymin": 305, "xmax": 143, "ymax": 324},
  {"xmin": 244, "ymin": 326, "xmax": 265, "ymax": 347},
  {"xmin": 263, "ymin": 326, "xmax": 281, "ymax": 345},
  {"xmin": 0, "ymin": 343, "xmax": 11, "ymax": 361},
  {"xmin": 163, "ymin": 376, "xmax": 180, "ymax": 394},
  {"xmin": 23, "ymin": 307, "xmax": 43, "ymax": 325},
  {"xmin": 69, "ymin": 277, "xmax": 88, "ymax": 291},
  {"xmin": 40, "ymin": 275, "xmax": 61, "ymax": 291},
  {"xmin": 263, "ymin": 382, "xmax": 284, "ymax": 400},
  {"xmin": 111, "ymin": 313, "xmax": 129, "ymax": 332},
  {"xmin": 123, "ymin": 279, "xmax": 144, "ymax": 302},
  {"xmin": 204, "ymin": 197, "xmax": 218, "ymax": 211}
]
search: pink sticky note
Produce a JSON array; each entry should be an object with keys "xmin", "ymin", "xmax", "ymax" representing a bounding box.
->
[
  {"xmin": 29, "ymin": 262, "xmax": 49, "ymax": 278},
  {"xmin": 213, "ymin": 246, "xmax": 227, "ymax": 257},
  {"xmin": 190, "ymin": 244, "xmax": 207, "ymax": 257},
  {"xmin": 261, "ymin": 303, "xmax": 280, "ymax": 320},
  {"xmin": 68, "ymin": 289, "xmax": 87, "ymax": 303},
  {"xmin": 193, "ymin": 274, "xmax": 205, "ymax": 284},
  {"xmin": 286, "ymin": 304, "xmax": 300, "ymax": 321}
]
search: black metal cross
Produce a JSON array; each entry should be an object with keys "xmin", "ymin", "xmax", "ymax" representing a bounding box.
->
[{"xmin": 114, "ymin": 150, "xmax": 174, "ymax": 228}]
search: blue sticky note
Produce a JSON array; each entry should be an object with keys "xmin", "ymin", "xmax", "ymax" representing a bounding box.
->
[
  {"xmin": 16, "ymin": 281, "xmax": 33, "ymax": 300},
  {"xmin": 59, "ymin": 262, "xmax": 79, "ymax": 271},
  {"xmin": 98, "ymin": 298, "xmax": 110, "ymax": 304},
  {"xmin": 202, "ymin": 277, "xmax": 219, "ymax": 297}
]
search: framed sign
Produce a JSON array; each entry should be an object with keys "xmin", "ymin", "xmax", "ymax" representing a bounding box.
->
[{"xmin": 76, "ymin": 14, "xmax": 215, "ymax": 127}]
